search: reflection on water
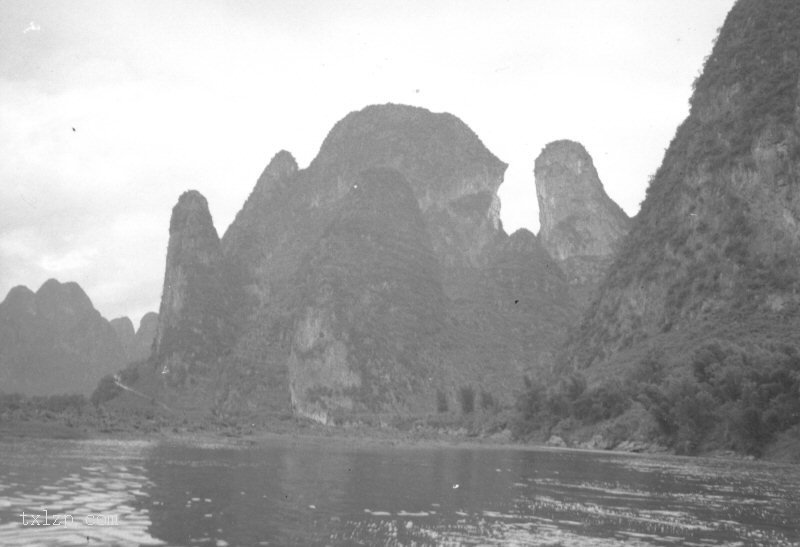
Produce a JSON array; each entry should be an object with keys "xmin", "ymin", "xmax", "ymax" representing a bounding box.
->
[
  {"xmin": 1, "ymin": 437, "xmax": 799, "ymax": 546},
  {"xmin": 0, "ymin": 438, "xmax": 162, "ymax": 546}
]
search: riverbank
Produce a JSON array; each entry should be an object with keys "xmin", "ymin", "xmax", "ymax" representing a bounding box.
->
[
  {"xmin": 2, "ymin": 391, "xmax": 798, "ymax": 462},
  {"xmin": 3, "ymin": 405, "xmax": 797, "ymax": 465}
]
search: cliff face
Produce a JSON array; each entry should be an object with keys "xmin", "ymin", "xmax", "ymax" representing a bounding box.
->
[
  {"xmin": 134, "ymin": 312, "xmax": 158, "ymax": 360},
  {"xmin": 153, "ymin": 191, "xmax": 234, "ymax": 389},
  {"xmin": 110, "ymin": 316, "xmax": 136, "ymax": 360},
  {"xmin": 0, "ymin": 280, "xmax": 126, "ymax": 395},
  {"xmin": 110, "ymin": 312, "xmax": 159, "ymax": 363},
  {"xmin": 480, "ymin": 229, "xmax": 577, "ymax": 370},
  {"xmin": 568, "ymin": 0, "xmax": 800, "ymax": 375},
  {"xmin": 306, "ymin": 105, "xmax": 507, "ymax": 285},
  {"xmin": 287, "ymin": 168, "xmax": 446, "ymax": 420},
  {"xmin": 216, "ymin": 104, "xmax": 530, "ymax": 418},
  {"xmin": 133, "ymin": 104, "xmax": 577, "ymax": 420},
  {"xmin": 222, "ymin": 150, "xmax": 299, "ymax": 317},
  {"xmin": 535, "ymin": 140, "xmax": 629, "ymax": 307}
]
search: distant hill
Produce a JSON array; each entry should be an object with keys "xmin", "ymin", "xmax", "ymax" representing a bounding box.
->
[{"xmin": 0, "ymin": 279, "xmax": 126, "ymax": 396}]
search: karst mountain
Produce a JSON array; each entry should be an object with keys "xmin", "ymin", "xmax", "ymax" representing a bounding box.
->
[{"xmin": 118, "ymin": 104, "xmax": 628, "ymax": 423}]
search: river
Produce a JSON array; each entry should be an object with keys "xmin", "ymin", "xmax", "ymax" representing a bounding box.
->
[{"xmin": 0, "ymin": 436, "xmax": 798, "ymax": 546}]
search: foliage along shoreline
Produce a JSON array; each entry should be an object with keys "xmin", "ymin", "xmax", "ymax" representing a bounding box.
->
[{"xmin": 1, "ymin": 390, "xmax": 797, "ymax": 464}]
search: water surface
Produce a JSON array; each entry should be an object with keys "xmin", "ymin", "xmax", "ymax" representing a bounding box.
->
[{"xmin": 0, "ymin": 436, "xmax": 798, "ymax": 545}]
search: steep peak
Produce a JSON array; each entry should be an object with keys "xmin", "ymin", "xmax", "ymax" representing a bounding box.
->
[
  {"xmin": 254, "ymin": 149, "xmax": 297, "ymax": 195},
  {"xmin": 169, "ymin": 190, "xmax": 218, "ymax": 239},
  {"xmin": 110, "ymin": 316, "xmax": 135, "ymax": 335},
  {"xmin": 4, "ymin": 285, "xmax": 34, "ymax": 304},
  {"xmin": 154, "ymin": 190, "xmax": 231, "ymax": 376},
  {"xmin": 504, "ymin": 228, "xmax": 541, "ymax": 252},
  {"xmin": 35, "ymin": 278, "xmax": 94, "ymax": 312},
  {"xmin": 535, "ymin": 140, "xmax": 629, "ymax": 261},
  {"xmin": 110, "ymin": 316, "xmax": 136, "ymax": 360},
  {"xmin": 36, "ymin": 278, "xmax": 63, "ymax": 296},
  {"xmin": 508, "ymin": 227, "xmax": 536, "ymax": 241},
  {"xmin": 310, "ymin": 103, "xmax": 507, "ymax": 211},
  {"xmin": 176, "ymin": 189, "xmax": 206, "ymax": 206},
  {"xmin": 220, "ymin": 150, "xmax": 298, "ymax": 256},
  {"xmin": 137, "ymin": 311, "xmax": 158, "ymax": 334},
  {"xmin": 264, "ymin": 149, "xmax": 298, "ymax": 178},
  {"xmin": 496, "ymin": 229, "xmax": 564, "ymax": 274},
  {"xmin": 537, "ymin": 140, "xmax": 592, "ymax": 170},
  {"xmin": 1, "ymin": 285, "xmax": 36, "ymax": 315}
]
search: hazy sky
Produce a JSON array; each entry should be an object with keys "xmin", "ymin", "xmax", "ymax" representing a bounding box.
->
[{"xmin": 1, "ymin": 0, "xmax": 736, "ymax": 326}]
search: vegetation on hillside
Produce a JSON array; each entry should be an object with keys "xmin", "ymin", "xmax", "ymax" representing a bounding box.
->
[
  {"xmin": 514, "ymin": 337, "xmax": 800, "ymax": 456},
  {"xmin": 580, "ymin": 0, "xmax": 800, "ymax": 306},
  {"xmin": 0, "ymin": 392, "xmax": 88, "ymax": 416},
  {"xmin": 520, "ymin": 0, "xmax": 800, "ymax": 458}
]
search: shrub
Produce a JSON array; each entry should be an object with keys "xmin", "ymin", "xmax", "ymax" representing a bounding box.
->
[
  {"xmin": 459, "ymin": 386, "xmax": 475, "ymax": 414},
  {"xmin": 0, "ymin": 392, "xmax": 25, "ymax": 413},
  {"xmin": 572, "ymin": 383, "xmax": 631, "ymax": 423},
  {"xmin": 436, "ymin": 389, "xmax": 448, "ymax": 413},
  {"xmin": 91, "ymin": 375, "xmax": 122, "ymax": 407}
]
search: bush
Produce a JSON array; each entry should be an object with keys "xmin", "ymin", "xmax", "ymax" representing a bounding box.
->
[
  {"xmin": 479, "ymin": 390, "xmax": 496, "ymax": 411},
  {"xmin": 459, "ymin": 386, "xmax": 475, "ymax": 414},
  {"xmin": 91, "ymin": 375, "xmax": 123, "ymax": 407},
  {"xmin": 572, "ymin": 383, "xmax": 631, "ymax": 423},
  {"xmin": 436, "ymin": 389, "xmax": 448, "ymax": 413},
  {"xmin": 0, "ymin": 392, "xmax": 25, "ymax": 413}
]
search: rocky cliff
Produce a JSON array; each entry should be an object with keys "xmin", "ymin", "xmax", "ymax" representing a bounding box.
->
[
  {"xmin": 549, "ymin": 0, "xmax": 800, "ymax": 455},
  {"xmin": 130, "ymin": 104, "xmax": 577, "ymax": 420},
  {"xmin": 214, "ymin": 105, "xmax": 524, "ymax": 419},
  {"xmin": 134, "ymin": 312, "xmax": 159, "ymax": 360},
  {"xmin": 0, "ymin": 279, "xmax": 126, "ymax": 395},
  {"xmin": 570, "ymin": 0, "xmax": 800, "ymax": 369},
  {"xmin": 110, "ymin": 316, "xmax": 136, "ymax": 360},
  {"xmin": 153, "ymin": 190, "xmax": 234, "ymax": 392},
  {"xmin": 110, "ymin": 312, "xmax": 159, "ymax": 363},
  {"xmin": 286, "ymin": 168, "xmax": 446, "ymax": 420},
  {"xmin": 535, "ymin": 140, "xmax": 629, "ymax": 307}
]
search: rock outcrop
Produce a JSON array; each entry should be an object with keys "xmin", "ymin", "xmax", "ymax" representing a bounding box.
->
[
  {"xmin": 287, "ymin": 168, "xmax": 446, "ymax": 420},
  {"xmin": 110, "ymin": 312, "xmax": 159, "ymax": 363},
  {"xmin": 110, "ymin": 316, "xmax": 136, "ymax": 360},
  {"xmin": 536, "ymin": 0, "xmax": 800, "ymax": 458},
  {"xmin": 306, "ymin": 104, "xmax": 507, "ymax": 285},
  {"xmin": 479, "ymin": 229, "xmax": 577, "ymax": 372},
  {"xmin": 133, "ymin": 312, "xmax": 158, "ymax": 360},
  {"xmin": 153, "ymin": 190, "xmax": 234, "ymax": 389},
  {"xmin": 535, "ymin": 140, "xmax": 629, "ymax": 306},
  {"xmin": 216, "ymin": 104, "xmax": 521, "ymax": 418},
  {"xmin": 134, "ymin": 104, "xmax": 577, "ymax": 420},
  {"xmin": 568, "ymin": 0, "xmax": 800, "ymax": 375},
  {"xmin": 0, "ymin": 279, "xmax": 126, "ymax": 395}
]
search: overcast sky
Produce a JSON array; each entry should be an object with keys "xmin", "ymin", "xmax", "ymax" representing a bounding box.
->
[{"xmin": 1, "ymin": 0, "xmax": 735, "ymax": 327}]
